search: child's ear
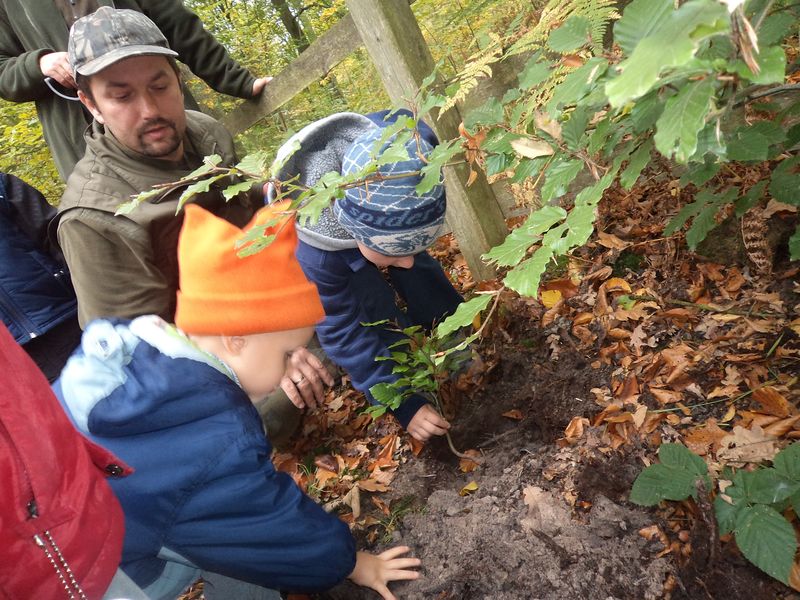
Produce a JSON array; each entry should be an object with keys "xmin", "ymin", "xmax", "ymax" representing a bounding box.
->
[{"xmin": 221, "ymin": 335, "xmax": 247, "ymax": 356}]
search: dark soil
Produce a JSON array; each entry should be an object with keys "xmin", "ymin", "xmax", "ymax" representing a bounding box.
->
[{"xmin": 319, "ymin": 317, "xmax": 798, "ymax": 600}]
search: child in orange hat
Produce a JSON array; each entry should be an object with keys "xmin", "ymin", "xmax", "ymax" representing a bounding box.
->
[{"xmin": 53, "ymin": 203, "xmax": 420, "ymax": 600}]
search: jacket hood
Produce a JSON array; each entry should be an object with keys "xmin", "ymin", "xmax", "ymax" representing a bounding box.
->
[
  {"xmin": 267, "ymin": 112, "xmax": 379, "ymax": 251},
  {"xmin": 58, "ymin": 316, "xmax": 239, "ymax": 437}
]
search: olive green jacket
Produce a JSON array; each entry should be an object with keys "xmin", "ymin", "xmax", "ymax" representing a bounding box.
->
[
  {"xmin": 55, "ymin": 110, "xmax": 256, "ymax": 327},
  {"xmin": 0, "ymin": 0, "xmax": 257, "ymax": 180}
]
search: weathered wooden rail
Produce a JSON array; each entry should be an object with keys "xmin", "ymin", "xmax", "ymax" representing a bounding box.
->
[{"xmin": 222, "ymin": 1, "xmax": 510, "ymax": 280}]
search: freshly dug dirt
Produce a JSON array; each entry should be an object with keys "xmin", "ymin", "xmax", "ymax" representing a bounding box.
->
[{"xmin": 319, "ymin": 321, "xmax": 796, "ymax": 600}]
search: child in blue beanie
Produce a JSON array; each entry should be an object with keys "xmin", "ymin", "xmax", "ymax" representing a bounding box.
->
[{"xmin": 269, "ymin": 110, "xmax": 463, "ymax": 442}]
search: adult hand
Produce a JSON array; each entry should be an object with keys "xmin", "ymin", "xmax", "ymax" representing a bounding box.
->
[
  {"xmin": 39, "ymin": 52, "xmax": 75, "ymax": 89},
  {"xmin": 280, "ymin": 347, "xmax": 334, "ymax": 410},
  {"xmin": 406, "ymin": 404, "xmax": 450, "ymax": 442},
  {"xmin": 349, "ymin": 548, "xmax": 421, "ymax": 600},
  {"xmin": 251, "ymin": 76, "xmax": 273, "ymax": 96}
]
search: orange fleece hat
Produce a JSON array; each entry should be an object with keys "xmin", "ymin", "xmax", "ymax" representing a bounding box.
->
[{"xmin": 175, "ymin": 202, "xmax": 324, "ymax": 335}]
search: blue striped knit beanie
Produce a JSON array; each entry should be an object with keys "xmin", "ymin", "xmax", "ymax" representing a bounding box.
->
[{"xmin": 333, "ymin": 128, "xmax": 445, "ymax": 256}]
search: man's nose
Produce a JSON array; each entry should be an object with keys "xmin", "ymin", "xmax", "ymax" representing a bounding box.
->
[{"xmin": 139, "ymin": 93, "xmax": 159, "ymax": 118}]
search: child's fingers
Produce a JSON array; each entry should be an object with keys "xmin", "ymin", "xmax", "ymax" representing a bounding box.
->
[
  {"xmin": 386, "ymin": 568, "xmax": 422, "ymax": 581},
  {"xmin": 378, "ymin": 546, "xmax": 412, "ymax": 560},
  {"xmin": 385, "ymin": 557, "xmax": 422, "ymax": 570}
]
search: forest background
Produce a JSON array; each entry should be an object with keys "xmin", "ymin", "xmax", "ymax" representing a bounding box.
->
[{"xmin": 0, "ymin": 0, "xmax": 522, "ymax": 201}]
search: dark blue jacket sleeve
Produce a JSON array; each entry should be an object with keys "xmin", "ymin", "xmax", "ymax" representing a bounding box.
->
[
  {"xmin": 168, "ymin": 430, "xmax": 356, "ymax": 592},
  {"xmin": 297, "ymin": 243, "xmax": 427, "ymax": 429}
]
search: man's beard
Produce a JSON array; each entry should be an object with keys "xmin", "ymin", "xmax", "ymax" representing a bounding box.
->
[{"xmin": 137, "ymin": 118, "xmax": 182, "ymax": 158}]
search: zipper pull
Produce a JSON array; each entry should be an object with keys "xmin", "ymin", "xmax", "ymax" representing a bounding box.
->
[
  {"xmin": 27, "ymin": 499, "xmax": 38, "ymax": 518},
  {"xmin": 33, "ymin": 534, "xmax": 45, "ymax": 547}
]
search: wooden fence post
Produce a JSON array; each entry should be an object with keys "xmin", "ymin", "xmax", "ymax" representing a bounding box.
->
[{"xmin": 344, "ymin": 0, "xmax": 507, "ymax": 280}]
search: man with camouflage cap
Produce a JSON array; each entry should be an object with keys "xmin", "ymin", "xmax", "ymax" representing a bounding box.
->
[
  {"xmin": 54, "ymin": 7, "xmax": 331, "ymax": 442},
  {"xmin": 0, "ymin": 0, "xmax": 270, "ymax": 181}
]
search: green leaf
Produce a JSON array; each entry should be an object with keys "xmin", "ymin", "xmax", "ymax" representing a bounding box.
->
[
  {"xmin": 737, "ymin": 468, "xmax": 798, "ymax": 504},
  {"xmin": 236, "ymin": 234, "xmax": 275, "ymax": 257},
  {"xmin": 628, "ymin": 92, "xmax": 664, "ymax": 134},
  {"xmin": 436, "ymin": 294, "xmax": 493, "ymax": 338},
  {"xmin": 685, "ymin": 188, "xmax": 737, "ymax": 249},
  {"xmin": 369, "ymin": 382, "xmax": 405, "ymax": 410},
  {"xmin": 653, "ymin": 78, "xmax": 715, "ymax": 163},
  {"xmin": 726, "ymin": 121, "xmax": 786, "ymax": 162},
  {"xmin": 271, "ymin": 139, "xmax": 301, "ymax": 179},
  {"xmin": 790, "ymin": 225, "xmax": 800, "ymax": 262},
  {"xmin": 176, "ymin": 173, "xmax": 228, "ymax": 212},
  {"xmin": 562, "ymin": 202, "xmax": 597, "ymax": 249},
  {"xmin": 757, "ymin": 12, "xmax": 797, "ymax": 46},
  {"xmin": 769, "ymin": 156, "xmax": 800, "ymax": 205},
  {"xmin": 509, "ymin": 157, "xmax": 547, "ymax": 183},
  {"xmin": 235, "ymin": 151, "xmax": 268, "ymax": 176},
  {"xmin": 486, "ymin": 153, "xmax": 511, "ymax": 177},
  {"xmin": 605, "ymin": 0, "xmax": 729, "ymax": 107},
  {"xmin": 620, "ymin": 140, "xmax": 653, "ymax": 190},
  {"xmin": 613, "ymin": 0, "xmax": 674, "ymax": 55},
  {"xmin": 714, "ymin": 494, "xmax": 742, "ymax": 535},
  {"xmin": 115, "ymin": 186, "xmax": 162, "ymax": 216},
  {"xmin": 517, "ymin": 55, "xmax": 549, "ymax": 91},
  {"xmin": 664, "ymin": 198, "xmax": 704, "ymax": 236},
  {"xmin": 464, "ymin": 97, "xmax": 505, "ymax": 130},
  {"xmin": 417, "ymin": 139, "xmax": 460, "ymax": 195},
  {"xmin": 629, "ymin": 444, "xmax": 711, "ymax": 505},
  {"xmin": 483, "ymin": 206, "xmax": 567, "ymax": 267},
  {"xmin": 504, "ymin": 245, "xmax": 553, "ymax": 297},
  {"xmin": 561, "ymin": 107, "xmax": 590, "ymax": 151},
  {"xmin": 735, "ymin": 504, "xmax": 796, "ymax": 584},
  {"xmin": 185, "ymin": 154, "xmax": 222, "ymax": 179},
  {"xmin": 630, "ymin": 464, "xmax": 701, "ymax": 505},
  {"xmin": 540, "ymin": 158, "xmax": 583, "ymax": 203},
  {"xmin": 547, "ymin": 15, "xmax": 591, "ymax": 53},
  {"xmin": 735, "ymin": 181, "xmax": 766, "ymax": 216},
  {"xmin": 659, "ymin": 443, "xmax": 709, "ymax": 476},
  {"xmin": 222, "ymin": 180, "xmax": 254, "ymax": 201},
  {"xmin": 680, "ymin": 159, "xmax": 720, "ymax": 187},
  {"xmin": 483, "ymin": 204, "xmax": 566, "ymax": 266},
  {"xmin": 773, "ymin": 443, "xmax": 800, "ymax": 481},
  {"xmin": 733, "ymin": 46, "xmax": 786, "ymax": 85},
  {"xmin": 548, "ymin": 58, "xmax": 607, "ymax": 114}
]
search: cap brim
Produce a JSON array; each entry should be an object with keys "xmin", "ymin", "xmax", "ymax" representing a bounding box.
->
[{"xmin": 75, "ymin": 45, "xmax": 179, "ymax": 76}]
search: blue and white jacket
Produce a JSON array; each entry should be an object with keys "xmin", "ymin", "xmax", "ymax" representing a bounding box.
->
[{"xmin": 54, "ymin": 316, "xmax": 356, "ymax": 599}]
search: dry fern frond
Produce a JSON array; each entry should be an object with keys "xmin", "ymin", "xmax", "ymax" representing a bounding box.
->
[
  {"xmin": 741, "ymin": 206, "xmax": 773, "ymax": 277},
  {"xmin": 442, "ymin": 33, "xmax": 503, "ymax": 113}
]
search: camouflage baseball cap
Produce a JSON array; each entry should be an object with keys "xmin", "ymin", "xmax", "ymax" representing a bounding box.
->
[{"xmin": 68, "ymin": 7, "xmax": 178, "ymax": 77}]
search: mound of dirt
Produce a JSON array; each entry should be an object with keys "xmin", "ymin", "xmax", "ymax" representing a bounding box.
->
[{"xmin": 319, "ymin": 324, "xmax": 793, "ymax": 600}]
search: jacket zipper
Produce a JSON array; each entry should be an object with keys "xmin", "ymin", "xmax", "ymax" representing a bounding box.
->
[
  {"xmin": 0, "ymin": 285, "xmax": 39, "ymax": 340},
  {"xmin": 1, "ymin": 421, "xmax": 86, "ymax": 599}
]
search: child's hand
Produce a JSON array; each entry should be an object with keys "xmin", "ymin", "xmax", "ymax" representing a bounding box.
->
[
  {"xmin": 406, "ymin": 404, "xmax": 450, "ymax": 441},
  {"xmin": 349, "ymin": 547, "xmax": 421, "ymax": 600}
]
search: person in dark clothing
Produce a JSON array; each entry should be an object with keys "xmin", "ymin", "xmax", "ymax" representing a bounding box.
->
[
  {"xmin": 268, "ymin": 111, "xmax": 464, "ymax": 442},
  {"xmin": 0, "ymin": 172, "xmax": 81, "ymax": 381}
]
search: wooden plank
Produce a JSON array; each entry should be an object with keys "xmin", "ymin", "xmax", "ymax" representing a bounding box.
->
[
  {"xmin": 222, "ymin": 14, "xmax": 363, "ymax": 135},
  {"xmin": 344, "ymin": 0, "xmax": 507, "ymax": 280}
]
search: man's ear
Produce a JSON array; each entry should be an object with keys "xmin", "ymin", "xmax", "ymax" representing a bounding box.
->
[
  {"xmin": 77, "ymin": 90, "xmax": 104, "ymax": 125},
  {"xmin": 221, "ymin": 335, "xmax": 247, "ymax": 356}
]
